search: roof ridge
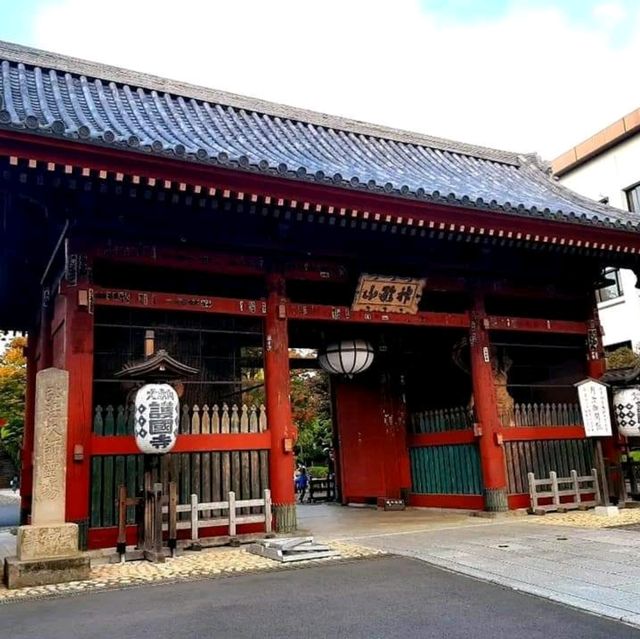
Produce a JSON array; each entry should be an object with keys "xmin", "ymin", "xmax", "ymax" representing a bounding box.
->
[{"xmin": 0, "ymin": 39, "xmax": 524, "ymax": 166}]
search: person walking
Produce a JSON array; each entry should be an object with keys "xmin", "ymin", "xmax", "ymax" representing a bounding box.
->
[{"xmin": 296, "ymin": 466, "xmax": 309, "ymax": 503}]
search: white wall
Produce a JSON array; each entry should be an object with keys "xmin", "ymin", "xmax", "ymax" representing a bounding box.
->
[
  {"xmin": 558, "ymin": 134, "xmax": 640, "ymax": 210},
  {"xmin": 557, "ymin": 134, "xmax": 640, "ymax": 352}
]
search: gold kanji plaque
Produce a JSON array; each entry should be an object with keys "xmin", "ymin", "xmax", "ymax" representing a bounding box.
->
[{"xmin": 352, "ymin": 274, "xmax": 426, "ymax": 314}]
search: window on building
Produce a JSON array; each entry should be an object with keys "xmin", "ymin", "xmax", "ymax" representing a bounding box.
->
[
  {"xmin": 626, "ymin": 183, "xmax": 640, "ymax": 212},
  {"xmin": 596, "ymin": 268, "xmax": 623, "ymax": 303}
]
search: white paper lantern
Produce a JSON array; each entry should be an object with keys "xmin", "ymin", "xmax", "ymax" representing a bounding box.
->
[
  {"xmin": 613, "ymin": 386, "xmax": 640, "ymax": 437},
  {"xmin": 318, "ymin": 340, "xmax": 375, "ymax": 377},
  {"xmin": 134, "ymin": 383, "xmax": 180, "ymax": 454}
]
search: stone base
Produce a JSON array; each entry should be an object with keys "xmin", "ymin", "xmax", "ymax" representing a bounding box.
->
[
  {"xmin": 484, "ymin": 487, "xmax": 509, "ymax": 513},
  {"xmin": 17, "ymin": 523, "xmax": 79, "ymax": 561},
  {"xmin": 594, "ymin": 506, "xmax": 620, "ymax": 517},
  {"xmin": 273, "ymin": 503, "xmax": 297, "ymax": 533},
  {"xmin": 4, "ymin": 555, "xmax": 90, "ymax": 589}
]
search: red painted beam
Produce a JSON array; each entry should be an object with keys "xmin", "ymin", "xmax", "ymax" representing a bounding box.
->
[
  {"xmin": 409, "ymin": 493, "xmax": 484, "ymax": 509},
  {"xmin": 408, "ymin": 430, "xmax": 476, "ymax": 447},
  {"xmin": 91, "ymin": 432, "xmax": 271, "ymax": 455},
  {"xmin": 3, "ymin": 129, "xmax": 640, "ymax": 254},
  {"xmin": 89, "ymin": 243, "xmax": 350, "ymax": 283},
  {"xmin": 93, "ymin": 287, "xmax": 267, "ymax": 317},
  {"xmin": 501, "ymin": 426, "xmax": 586, "ymax": 441},
  {"xmin": 486, "ymin": 315, "xmax": 587, "ymax": 335},
  {"xmin": 286, "ymin": 302, "xmax": 471, "ymax": 328}
]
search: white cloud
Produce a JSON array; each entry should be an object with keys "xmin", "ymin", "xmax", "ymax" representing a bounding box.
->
[
  {"xmin": 29, "ymin": 0, "xmax": 640, "ymax": 159},
  {"xmin": 592, "ymin": 2, "xmax": 627, "ymax": 27}
]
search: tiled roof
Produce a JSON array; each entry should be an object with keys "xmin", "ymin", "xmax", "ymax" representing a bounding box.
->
[{"xmin": 1, "ymin": 41, "xmax": 638, "ymax": 232}]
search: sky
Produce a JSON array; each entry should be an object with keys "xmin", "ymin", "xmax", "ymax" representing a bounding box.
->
[{"xmin": 0, "ymin": 0, "xmax": 638, "ymax": 159}]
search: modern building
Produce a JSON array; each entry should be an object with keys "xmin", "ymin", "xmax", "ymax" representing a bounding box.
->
[
  {"xmin": 1, "ymin": 42, "xmax": 638, "ymax": 549},
  {"xmin": 553, "ymin": 109, "xmax": 640, "ymax": 353}
]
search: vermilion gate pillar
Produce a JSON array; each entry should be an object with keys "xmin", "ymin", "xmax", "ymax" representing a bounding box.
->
[{"xmin": 264, "ymin": 274, "xmax": 297, "ymax": 531}]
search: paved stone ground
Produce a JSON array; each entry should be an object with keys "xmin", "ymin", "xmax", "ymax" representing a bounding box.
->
[
  {"xmin": 0, "ymin": 541, "xmax": 382, "ymax": 604},
  {"xmin": 341, "ymin": 519, "xmax": 640, "ymax": 627},
  {"xmin": 524, "ymin": 507, "xmax": 640, "ymax": 529}
]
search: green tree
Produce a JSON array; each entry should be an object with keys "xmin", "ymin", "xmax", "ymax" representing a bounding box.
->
[
  {"xmin": 290, "ymin": 370, "xmax": 332, "ymax": 467},
  {"xmin": 0, "ymin": 334, "xmax": 27, "ymax": 473}
]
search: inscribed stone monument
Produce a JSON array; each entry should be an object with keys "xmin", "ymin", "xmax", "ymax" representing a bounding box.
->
[{"xmin": 5, "ymin": 367, "xmax": 90, "ymax": 588}]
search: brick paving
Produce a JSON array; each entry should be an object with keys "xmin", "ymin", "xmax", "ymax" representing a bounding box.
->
[{"xmin": 0, "ymin": 541, "xmax": 383, "ymax": 604}]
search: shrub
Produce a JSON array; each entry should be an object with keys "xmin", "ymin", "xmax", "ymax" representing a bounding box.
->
[
  {"xmin": 308, "ymin": 465, "xmax": 329, "ymax": 478},
  {"xmin": 607, "ymin": 346, "xmax": 640, "ymax": 370}
]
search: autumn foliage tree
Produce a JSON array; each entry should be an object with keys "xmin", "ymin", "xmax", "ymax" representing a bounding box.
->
[
  {"xmin": 0, "ymin": 333, "xmax": 27, "ymax": 473},
  {"xmin": 290, "ymin": 370, "xmax": 332, "ymax": 468}
]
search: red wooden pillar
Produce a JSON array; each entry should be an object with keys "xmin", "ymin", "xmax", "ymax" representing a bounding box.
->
[
  {"xmin": 470, "ymin": 293, "xmax": 508, "ymax": 511},
  {"xmin": 61, "ymin": 280, "xmax": 94, "ymax": 549},
  {"xmin": 264, "ymin": 273, "xmax": 296, "ymax": 532}
]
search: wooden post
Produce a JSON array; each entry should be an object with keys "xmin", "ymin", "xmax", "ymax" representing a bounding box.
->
[
  {"xmin": 586, "ymin": 311, "xmax": 623, "ymax": 504},
  {"xmin": 117, "ymin": 484, "xmax": 127, "ymax": 560},
  {"xmin": 153, "ymin": 482, "xmax": 163, "ymax": 560},
  {"xmin": 595, "ymin": 440, "xmax": 610, "ymax": 506},
  {"xmin": 470, "ymin": 291, "xmax": 508, "ymax": 512},
  {"xmin": 168, "ymin": 481, "xmax": 177, "ymax": 556},
  {"xmin": 264, "ymin": 273, "xmax": 297, "ymax": 532},
  {"xmin": 527, "ymin": 472, "xmax": 537, "ymax": 512},
  {"xmin": 264, "ymin": 489, "xmax": 273, "ymax": 535},
  {"xmin": 570, "ymin": 470, "xmax": 580, "ymax": 505},
  {"xmin": 228, "ymin": 491, "xmax": 237, "ymax": 537},
  {"xmin": 60, "ymin": 279, "xmax": 94, "ymax": 549},
  {"xmin": 550, "ymin": 471, "xmax": 560, "ymax": 510},
  {"xmin": 190, "ymin": 493, "xmax": 199, "ymax": 541},
  {"xmin": 142, "ymin": 456, "xmax": 164, "ymax": 563}
]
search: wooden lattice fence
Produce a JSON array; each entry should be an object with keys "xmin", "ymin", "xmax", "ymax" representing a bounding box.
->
[
  {"xmin": 410, "ymin": 406, "xmax": 473, "ymax": 433},
  {"xmin": 93, "ymin": 403, "xmax": 268, "ymax": 435},
  {"xmin": 500, "ymin": 402, "xmax": 582, "ymax": 428}
]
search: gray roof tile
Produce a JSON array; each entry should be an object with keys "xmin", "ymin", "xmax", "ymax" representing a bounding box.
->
[{"xmin": 0, "ymin": 40, "xmax": 638, "ymax": 232}]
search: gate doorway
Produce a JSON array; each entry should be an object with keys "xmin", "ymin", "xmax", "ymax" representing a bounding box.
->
[{"xmin": 288, "ymin": 322, "xmax": 472, "ymax": 510}]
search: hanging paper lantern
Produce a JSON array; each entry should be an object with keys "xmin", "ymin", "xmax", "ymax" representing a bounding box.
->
[
  {"xmin": 318, "ymin": 340, "xmax": 375, "ymax": 377},
  {"xmin": 134, "ymin": 383, "xmax": 180, "ymax": 454},
  {"xmin": 612, "ymin": 387, "xmax": 640, "ymax": 437}
]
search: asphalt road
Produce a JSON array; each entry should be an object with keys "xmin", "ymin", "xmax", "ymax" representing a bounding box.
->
[{"xmin": 2, "ymin": 556, "xmax": 637, "ymax": 638}]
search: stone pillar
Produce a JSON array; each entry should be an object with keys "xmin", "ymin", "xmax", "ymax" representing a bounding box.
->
[
  {"xmin": 264, "ymin": 274, "xmax": 297, "ymax": 532},
  {"xmin": 470, "ymin": 294, "xmax": 509, "ymax": 512},
  {"xmin": 4, "ymin": 368, "xmax": 90, "ymax": 588}
]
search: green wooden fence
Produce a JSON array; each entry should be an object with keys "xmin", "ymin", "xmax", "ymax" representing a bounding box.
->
[
  {"xmin": 90, "ymin": 450, "xmax": 270, "ymax": 528},
  {"xmin": 410, "ymin": 444, "xmax": 483, "ymax": 495}
]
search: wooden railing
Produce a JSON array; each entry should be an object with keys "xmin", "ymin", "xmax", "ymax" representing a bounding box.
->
[
  {"xmin": 94, "ymin": 403, "xmax": 268, "ymax": 435},
  {"xmin": 410, "ymin": 406, "xmax": 473, "ymax": 434},
  {"xmin": 161, "ymin": 489, "xmax": 272, "ymax": 540},
  {"xmin": 500, "ymin": 402, "xmax": 582, "ymax": 428},
  {"xmin": 527, "ymin": 470, "xmax": 599, "ymax": 513}
]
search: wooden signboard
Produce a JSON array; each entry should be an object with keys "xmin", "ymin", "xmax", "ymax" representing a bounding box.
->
[
  {"xmin": 576, "ymin": 378, "xmax": 612, "ymax": 438},
  {"xmin": 352, "ymin": 274, "xmax": 426, "ymax": 314}
]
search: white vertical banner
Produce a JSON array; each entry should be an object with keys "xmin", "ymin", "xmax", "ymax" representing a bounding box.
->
[{"xmin": 576, "ymin": 379, "xmax": 612, "ymax": 438}]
